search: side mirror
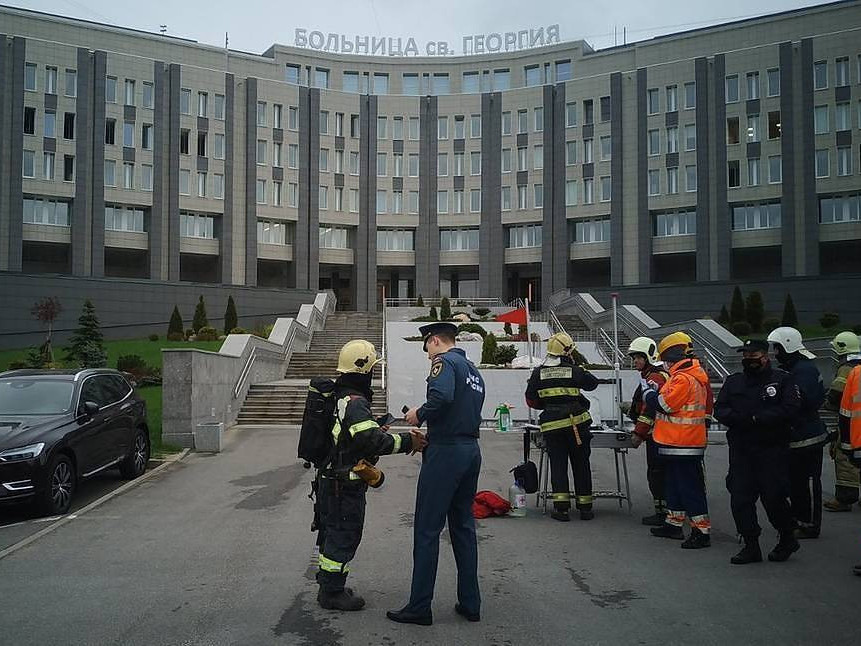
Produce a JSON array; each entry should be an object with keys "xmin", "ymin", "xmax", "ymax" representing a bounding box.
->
[{"xmin": 80, "ymin": 401, "xmax": 100, "ymax": 417}]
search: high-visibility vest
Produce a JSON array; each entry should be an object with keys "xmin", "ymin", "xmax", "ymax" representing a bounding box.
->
[
  {"xmin": 653, "ymin": 360, "xmax": 708, "ymax": 457},
  {"xmin": 840, "ymin": 365, "xmax": 861, "ymax": 462}
]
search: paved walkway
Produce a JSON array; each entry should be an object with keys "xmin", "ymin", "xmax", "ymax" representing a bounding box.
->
[{"xmin": 0, "ymin": 424, "xmax": 858, "ymax": 645}]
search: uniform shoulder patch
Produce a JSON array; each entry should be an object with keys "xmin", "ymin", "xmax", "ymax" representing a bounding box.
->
[{"xmin": 430, "ymin": 358, "xmax": 444, "ymax": 379}]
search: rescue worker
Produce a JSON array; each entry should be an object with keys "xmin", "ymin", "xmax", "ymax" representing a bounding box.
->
[
  {"xmin": 316, "ymin": 340, "xmax": 427, "ymax": 611},
  {"xmin": 823, "ymin": 331, "xmax": 861, "ymax": 512},
  {"xmin": 714, "ymin": 339, "xmax": 801, "ymax": 564},
  {"xmin": 767, "ymin": 327, "xmax": 827, "ymax": 538},
  {"xmin": 524, "ymin": 332, "xmax": 600, "ymax": 522},
  {"xmin": 837, "ymin": 348, "xmax": 861, "ymax": 576},
  {"xmin": 390, "ymin": 322, "xmax": 485, "ymax": 626},
  {"xmin": 624, "ymin": 337, "xmax": 670, "ymax": 526},
  {"xmin": 641, "ymin": 332, "xmax": 712, "ymax": 549}
]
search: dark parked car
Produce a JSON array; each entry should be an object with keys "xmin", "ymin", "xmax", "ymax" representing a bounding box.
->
[{"xmin": 0, "ymin": 369, "xmax": 150, "ymax": 516}]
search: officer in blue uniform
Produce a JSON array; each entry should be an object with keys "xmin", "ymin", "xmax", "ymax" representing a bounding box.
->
[{"xmin": 387, "ymin": 322, "xmax": 486, "ymax": 626}]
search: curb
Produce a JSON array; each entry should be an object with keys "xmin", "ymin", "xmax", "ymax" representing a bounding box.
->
[{"xmin": 0, "ymin": 449, "xmax": 190, "ymax": 562}]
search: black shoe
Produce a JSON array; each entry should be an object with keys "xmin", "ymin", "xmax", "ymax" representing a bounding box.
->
[
  {"xmin": 641, "ymin": 512, "xmax": 667, "ymax": 526},
  {"xmin": 853, "ymin": 564, "xmax": 861, "ymax": 576},
  {"xmin": 768, "ymin": 533, "xmax": 800, "ymax": 562},
  {"xmin": 455, "ymin": 603, "xmax": 480, "ymax": 622},
  {"xmin": 650, "ymin": 524, "xmax": 684, "ymax": 540},
  {"xmin": 681, "ymin": 528, "xmax": 711, "ymax": 550},
  {"xmin": 731, "ymin": 538, "xmax": 763, "ymax": 565},
  {"xmin": 579, "ymin": 509, "xmax": 594, "ymax": 521},
  {"xmin": 793, "ymin": 526, "xmax": 820, "ymax": 540},
  {"xmin": 386, "ymin": 608, "xmax": 433, "ymax": 626},
  {"xmin": 551, "ymin": 510, "xmax": 570, "ymax": 522},
  {"xmin": 317, "ymin": 589, "xmax": 366, "ymax": 611}
]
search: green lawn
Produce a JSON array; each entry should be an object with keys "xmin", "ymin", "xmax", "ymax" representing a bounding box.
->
[{"xmin": 0, "ymin": 337, "xmax": 224, "ymax": 458}]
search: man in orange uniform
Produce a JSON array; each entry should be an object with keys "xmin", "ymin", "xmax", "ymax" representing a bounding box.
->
[
  {"xmin": 838, "ymin": 360, "xmax": 861, "ymax": 576},
  {"xmin": 641, "ymin": 332, "xmax": 713, "ymax": 549}
]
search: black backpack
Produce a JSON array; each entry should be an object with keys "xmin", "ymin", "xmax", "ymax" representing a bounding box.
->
[{"xmin": 298, "ymin": 377, "xmax": 337, "ymax": 468}]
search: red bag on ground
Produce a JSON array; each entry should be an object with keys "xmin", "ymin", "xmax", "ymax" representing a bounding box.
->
[{"xmin": 472, "ymin": 490, "xmax": 511, "ymax": 518}]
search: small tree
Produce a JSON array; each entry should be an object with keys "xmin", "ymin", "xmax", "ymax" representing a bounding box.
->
[
  {"xmin": 717, "ymin": 305, "xmax": 730, "ymax": 326},
  {"xmin": 429, "ymin": 306, "xmax": 438, "ymax": 321},
  {"xmin": 224, "ymin": 295, "xmax": 238, "ymax": 335},
  {"xmin": 745, "ymin": 291, "xmax": 765, "ymax": 333},
  {"xmin": 440, "ymin": 297, "xmax": 452, "ymax": 320},
  {"xmin": 781, "ymin": 294, "xmax": 798, "ymax": 327},
  {"xmin": 481, "ymin": 333, "xmax": 499, "ymax": 364},
  {"xmin": 31, "ymin": 297, "xmax": 63, "ymax": 364},
  {"xmin": 416, "ymin": 294, "xmax": 425, "ymax": 307},
  {"xmin": 730, "ymin": 286, "xmax": 745, "ymax": 323},
  {"xmin": 167, "ymin": 306, "xmax": 184, "ymax": 341},
  {"xmin": 192, "ymin": 296, "xmax": 208, "ymax": 333},
  {"xmin": 65, "ymin": 300, "xmax": 105, "ymax": 366}
]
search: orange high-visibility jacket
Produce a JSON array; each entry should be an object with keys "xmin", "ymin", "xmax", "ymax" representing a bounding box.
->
[
  {"xmin": 839, "ymin": 364, "xmax": 861, "ymax": 463},
  {"xmin": 653, "ymin": 358, "xmax": 710, "ymax": 457}
]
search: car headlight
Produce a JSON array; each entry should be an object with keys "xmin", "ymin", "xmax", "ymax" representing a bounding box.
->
[{"xmin": 0, "ymin": 443, "xmax": 46, "ymax": 462}]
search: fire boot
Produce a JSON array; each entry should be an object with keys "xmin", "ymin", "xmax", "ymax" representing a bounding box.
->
[
  {"xmin": 551, "ymin": 510, "xmax": 570, "ymax": 522},
  {"xmin": 823, "ymin": 498, "xmax": 853, "ymax": 512},
  {"xmin": 853, "ymin": 564, "xmax": 861, "ymax": 577},
  {"xmin": 579, "ymin": 506, "xmax": 594, "ymax": 521},
  {"xmin": 641, "ymin": 511, "xmax": 667, "ymax": 526},
  {"xmin": 317, "ymin": 589, "xmax": 366, "ymax": 611},
  {"xmin": 767, "ymin": 532, "xmax": 800, "ymax": 562},
  {"xmin": 650, "ymin": 523, "xmax": 684, "ymax": 540},
  {"xmin": 681, "ymin": 528, "xmax": 711, "ymax": 549},
  {"xmin": 731, "ymin": 537, "xmax": 763, "ymax": 564}
]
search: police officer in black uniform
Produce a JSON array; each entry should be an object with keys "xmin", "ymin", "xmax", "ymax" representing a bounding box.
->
[
  {"xmin": 316, "ymin": 339, "xmax": 426, "ymax": 611},
  {"xmin": 388, "ymin": 322, "xmax": 486, "ymax": 626},
  {"xmin": 714, "ymin": 339, "xmax": 801, "ymax": 565}
]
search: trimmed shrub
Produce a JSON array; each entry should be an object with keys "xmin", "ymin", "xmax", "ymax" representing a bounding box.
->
[
  {"xmin": 730, "ymin": 286, "xmax": 746, "ymax": 323},
  {"xmin": 819, "ymin": 312, "xmax": 840, "ymax": 329},
  {"xmin": 494, "ymin": 344, "xmax": 518, "ymax": 365},
  {"xmin": 440, "ymin": 297, "xmax": 452, "ymax": 320},
  {"xmin": 224, "ymin": 295, "xmax": 238, "ymax": 335},
  {"xmin": 410, "ymin": 316, "xmax": 438, "ymax": 322},
  {"xmin": 429, "ymin": 306, "xmax": 439, "ymax": 321},
  {"xmin": 230, "ymin": 327, "xmax": 248, "ymax": 334},
  {"xmin": 474, "ymin": 307, "xmax": 490, "ymax": 317},
  {"xmin": 167, "ymin": 305, "xmax": 183, "ymax": 338},
  {"xmin": 416, "ymin": 294, "xmax": 424, "ymax": 307},
  {"xmin": 718, "ymin": 305, "xmax": 730, "ymax": 326},
  {"xmin": 166, "ymin": 332, "xmax": 185, "ymax": 342},
  {"xmin": 457, "ymin": 323, "xmax": 487, "ymax": 338},
  {"xmin": 745, "ymin": 291, "xmax": 765, "ymax": 332},
  {"xmin": 196, "ymin": 326, "xmax": 219, "ymax": 341},
  {"xmin": 192, "ymin": 296, "xmax": 208, "ymax": 333},
  {"xmin": 503, "ymin": 322, "xmax": 513, "ymax": 336},
  {"xmin": 184, "ymin": 328, "xmax": 195, "ymax": 340},
  {"xmin": 481, "ymin": 333, "xmax": 498, "ymax": 364},
  {"xmin": 148, "ymin": 333, "xmax": 159, "ymax": 342},
  {"xmin": 781, "ymin": 294, "xmax": 798, "ymax": 327},
  {"xmin": 117, "ymin": 354, "xmax": 149, "ymax": 379},
  {"xmin": 763, "ymin": 317, "xmax": 781, "ymax": 334},
  {"xmin": 731, "ymin": 321, "xmax": 752, "ymax": 337}
]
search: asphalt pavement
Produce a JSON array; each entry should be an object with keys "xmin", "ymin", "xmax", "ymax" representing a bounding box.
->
[{"xmin": 0, "ymin": 423, "xmax": 858, "ymax": 646}]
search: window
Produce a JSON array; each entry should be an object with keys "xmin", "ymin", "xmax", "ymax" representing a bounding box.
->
[
  {"xmin": 725, "ymin": 75, "xmax": 739, "ymax": 103},
  {"xmin": 507, "ymin": 224, "xmax": 543, "ymax": 248},
  {"xmin": 104, "ymin": 159, "xmax": 116, "ymax": 187},
  {"xmin": 727, "ymin": 160, "xmax": 740, "ymax": 188},
  {"xmin": 289, "ymin": 183, "xmax": 299, "ymax": 207},
  {"xmin": 747, "ymin": 158, "xmax": 761, "ymax": 186},
  {"xmin": 565, "ymin": 180, "xmax": 578, "ymax": 206},
  {"xmin": 23, "ymin": 197, "xmax": 71, "ymax": 227},
  {"xmin": 319, "ymin": 148, "xmax": 329, "ymax": 172},
  {"xmin": 408, "ymin": 190, "xmax": 419, "ymax": 214},
  {"xmin": 377, "ymin": 229, "xmax": 414, "ymax": 251},
  {"xmin": 746, "ymin": 72, "xmax": 760, "ymax": 100},
  {"xmin": 493, "ymin": 69, "xmax": 511, "ymax": 91},
  {"xmin": 440, "ymin": 229, "xmax": 479, "ymax": 251},
  {"xmin": 534, "ymin": 184, "xmax": 544, "ymax": 208},
  {"xmin": 374, "ymin": 73, "xmax": 389, "ymax": 95},
  {"xmin": 402, "ymin": 73, "xmax": 420, "ymax": 95},
  {"xmin": 23, "ymin": 107, "xmax": 35, "ymax": 136},
  {"xmin": 566, "ymin": 102, "xmax": 577, "ymax": 127},
  {"xmin": 574, "ymin": 219, "xmax": 610, "ymax": 243},
  {"xmin": 377, "ymin": 152, "xmax": 387, "ymax": 177},
  {"xmin": 104, "ymin": 206, "xmax": 146, "ymax": 233},
  {"xmin": 471, "ymin": 114, "xmax": 481, "ymax": 138},
  {"xmin": 315, "ymin": 69, "xmax": 330, "ymax": 89},
  {"xmin": 836, "ymin": 57, "xmax": 850, "ymax": 87},
  {"xmin": 318, "ymin": 110, "xmax": 330, "ymax": 136},
  {"xmin": 214, "ymin": 93, "xmax": 226, "ymax": 120},
  {"xmin": 437, "ymin": 153, "xmax": 448, "ymax": 177},
  {"xmin": 257, "ymin": 102, "xmax": 267, "ymax": 127},
  {"xmin": 462, "ymin": 72, "xmax": 480, "ymax": 94},
  {"xmin": 498, "ymin": 186, "xmax": 511, "ymax": 211},
  {"xmin": 518, "ymin": 185, "xmax": 528, "ymax": 209},
  {"xmin": 517, "ymin": 147, "xmax": 528, "ymax": 171},
  {"xmin": 376, "ymin": 116, "xmax": 387, "ymax": 140},
  {"xmin": 566, "ymin": 141, "xmax": 577, "ymax": 165},
  {"xmin": 392, "ymin": 190, "xmax": 403, "ymax": 214},
  {"xmin": 518, "ymin": 109, "xmax": 528, "ymax": 134},
  {"xmin": 814, "ymin": 105, "xmax": 829, "ymax": 134},
  {"xmin": 747, "ymin": 114, "xmax": 760, "ymax": 142},
  {"xmin": 392, "ymin": 116, "xmax": 403, "ymax": 140},
  {"xmin": 654, "ymin": 210, "xmax": 697, "ymax": 237},
  {"xmin": 331, "ymin": 186, "xmax": 342, "ymax": 211},
  {"xmin": 768, "ymin": 111, "xmax": 781, "ymax": 139},
  {"xmin": 125, "ymin": 163, "xmax": 135, "ymax": 190},
  {"xmin": 65, "ymin": 69, "xmax": 77, "ymax": 97},
  {"xmin": 525, "ymin": 65, "xmax": 541, "ymax": 87},
  {"xmin": 63, "ymin": 155, "xmax": 75, "ymax": 182},
  {"xmin": 179, "ymin": 87, "xmax": 190, "ymax": 114},
  {"xmin": 437, "ymin": 190, "xmax": 449, "ymax": 214},
  {"xmin": 726, "ymin": 117, "xmax": 740, "ymax": 145},
  {"xmin": 666, "ymin": 85, "xmax": 678, "ymax": 112},
  {"xmin": 684, "ymin": 124, "xmax": 696, "ymax": 151},
  {"xmin": 407, "ymin": 116, "xmax": 420, "ymax": 141},
  {"xmin": 835, "ymin": 103, "xmax": 850, "ymax": 131},
  {"xmin": 684, "ymin": 82, "xmax": 696, "ymax": 109},
  {"xmin": 63, "ymin": 113, "xmax": 75, "ymax": 140},
  {"xmin": 820, "ymin": 194, "xmax": 861, "ymax": 223},
  {"xmin": 258, "ymin": 220, "xmax": 289, "ymax": 245},
  {"xmin": 600, "ymin": 136, "xmax": 612, "ymax": 161},
  {"xmin": 341, "ymin": 71, "xmax": 360, "ymax": 94},
  {"xmin": 438, "ymin": 117, "xmax": 448, "ymax": 140},
  {"xmin": 648, "ymin": 129, "xmax": 660, "ymax": 156},
  {"xmin": 583, "ymin": 138, "xmax": 593, "ymax": 164},
  {"xmin": 142, "ymin": 164, "xmax": 153, "ymax": 191},
  {"xmin": 667, "ymin": 167, "xmax": 679, "ymax": 194},
  {"xmin": 210, "ymin": 133, "xmax": 224, "ymax": 160},
  {"xmin": 256, "ymin": 179, "xmax": 266, "ymax": 204},
  {"xmin": 584, "ymin": 100, "xmax": 594, "ymax": 125},
  {"xmin": 556, "ymin": 60, "xmax": 572, "ymax": 82},
  {"xmin": 125, "ymin": 79, "xmax": 136, "ymax": 106},
  {"xmin": 470, "ymin": 189, "xmax": 481, "ymax": 213},
  {"xmin": 24, "ymin": 63, "xmax": 37, "ymax": 91},
  {"xmin": 142, "ymin": 124, "xmax": 153, "ymax": 150},
  {"xmin": 667, "ymin": 127, "xmax": 678, "ymax": 153},
  {"xmin": 583, "ymin": 180, "xmax": 596, "ymax": 204},
  {"xmin": 647, "ymin": 88, "xmax": 660, "ymax": 114},
  {"xmin": 289, "ymin": 145, "xmax": 300, "ymax": 169},
  {"xmin": 686, "ymin": 165, "xmax": 697, "ymax": 192},
  {"xmin": 837, "ymin": 147, "xmax": 852, "ymax": 176},
  {"xmin": 178, "ymin": 168, "xmax": 190, "ymax": 195},
  {"xmin": 495, "ymin": 149, "xmax": 509, "ymax": 174},
  {"xmin": 815, "ymin": 149, "xmax": 829, "ymax": 178},
  {"xmin": 45, "ymin": 67, "xmax": 57, "ymax": 94},
  {"xmin": 645, "ymin": 169, "xmax": 659, "ymax": 195},
  {"xmin": 273, "ymin": 142, "xmax": 283, "ymax": 168},
  {"xmin": 288, "ymin": 106, "xmax": 299, "ymax": 130},
  {"xmin": 124, "ymin": 121, "xmax": 134, "ymax": 148},
  {"xmin": 44, "ymin": 110, "xmax": 56, "ymax": 139},
  {"xmin": 502, "ymin": 111, "xmax": 512, "ymax": 136},
  {"xmin": 814, "ymin": 61, "xmax": 828, "ymax": 90},
  {"xmin": 767, "ymin": 68, "xmax": 780, "ymax": 96},
  {"xmin": 348, "ymin": 151, "xmax": 360, "ymax": 176},
  {"xmin": 534, "ymin": 107, "xmax": 544, "ymax": 132},
  {"xmin": 408, "ymin": 154, "xmax": 419, "ymax": 177},
  {"xmin": 180, "ymin": 212, "xmax": 215, "ymax": 239},
  {"xmin": 257, "ymin": 140, "xmax": 266, "ymax": 165},
  {"xmin": 768, "ymin": 155, "xmax": 782, "ymax": 183},
  {"xmin": 533, "ymin": 146, "xmax": 543, "ymax": 170},
  {"xmin": 732, "ymin": 202, "xmax": 782, "ymax": 231},
  {"xmin": 43, "ymin": 152, "xmax": 54, "ymax": 180}
]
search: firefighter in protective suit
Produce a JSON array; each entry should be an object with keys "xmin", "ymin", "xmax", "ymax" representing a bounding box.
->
[
  {"xmin": 824, "ymin": 331, "xmax": 861, "ymax": 512},
  {"xmin": 624, "ymin": 337, "xmax": 670, "ymax": 526},
  {"xmin": 526, "ymin": 332, "xmax": 600, "ymax": 521},
  {"xmin": 316, "ymin": 340, "xmax": 426, "ymax": 611}
]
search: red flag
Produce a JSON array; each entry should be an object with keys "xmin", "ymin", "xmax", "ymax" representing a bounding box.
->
[{"xmin": 495, "ymin": 307, "xmax": 528, "ymax": 326}]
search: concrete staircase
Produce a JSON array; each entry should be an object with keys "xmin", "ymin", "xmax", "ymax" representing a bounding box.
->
[{"xmin": 236, "ymin": 312, "xmax": 387, "ymax": 425}]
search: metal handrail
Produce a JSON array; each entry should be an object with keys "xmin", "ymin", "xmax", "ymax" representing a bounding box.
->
[
  {"xmin": 383, "ymin": 297, "xmax": 504, "ymax": 308},
  {"xmin": 381, "ymin": 296, "xmax": 387, "ymax": 390}
]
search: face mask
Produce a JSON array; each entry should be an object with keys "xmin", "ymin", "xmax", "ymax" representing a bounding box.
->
[{"xmin": 742, "ymin": 358, "xmax": 764, "ymax": 373}]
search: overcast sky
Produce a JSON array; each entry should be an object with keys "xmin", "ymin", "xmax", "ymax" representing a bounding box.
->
[{"xmin": 11, "ymin": 0, "xmax": 826, "ymax": 54}]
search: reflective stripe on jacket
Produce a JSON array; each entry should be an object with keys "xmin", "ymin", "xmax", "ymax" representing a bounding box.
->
[{"xmin": 525, "ymin": 357, "xmax": 599, "ymax": 432}]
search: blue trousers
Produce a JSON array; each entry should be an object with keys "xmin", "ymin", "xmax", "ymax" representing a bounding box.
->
[
  {"xmin": 664, "ymin": 458, "xmax": 710, "ymax": 533},
  {"xmin": 405, "ymin": 441, "xmax": 482, "ymax": 615}
]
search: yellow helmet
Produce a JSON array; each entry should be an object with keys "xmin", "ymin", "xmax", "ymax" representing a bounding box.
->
[
  {"xmin": 658, "ymin": 331, "xmax": 692, "ymax": 358},
  {"xmin": 627, "ymin": 337, "xmax": 661, "ymax": 365},
  {"xmin": 831, "ymin": 331, "xmax": 861, "ymax": 356},
  {"xmin": 547, "ymin": 332, "xmax": 576, "ymax": 357},
  {"xmin": 336, "ymin": 340, "xmax": 381, "ymax": 374}
]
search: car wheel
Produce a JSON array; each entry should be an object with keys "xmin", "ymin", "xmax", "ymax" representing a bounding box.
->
[
  {"xmin": 40, "ymin": 453, "xmax": 75, "ymax": 516},
  {"xmin": 120, "ymin": 429, "xmax": 150, "ymax": 480}
]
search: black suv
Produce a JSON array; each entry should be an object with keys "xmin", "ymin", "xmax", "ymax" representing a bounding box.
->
[{"xmin": 0, "ymin": 369, "xmax": 150, "ymax": 516}]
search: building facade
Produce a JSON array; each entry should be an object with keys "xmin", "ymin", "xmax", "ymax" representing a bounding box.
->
[{"xmin": 1, "ymin": 2, "xmax": 860, "ymax": 311}]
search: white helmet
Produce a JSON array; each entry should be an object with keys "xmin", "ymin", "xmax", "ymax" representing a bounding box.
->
[
  {"xmin": 767, "ymin": 327, "xmax": 815, "ymax": 359},
  {"xmin": 627, "ymin": 336, "xmax": 661, "ymax": 366}
]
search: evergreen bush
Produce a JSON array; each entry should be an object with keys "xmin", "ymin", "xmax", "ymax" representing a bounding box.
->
[
  {"xmin": 224, "ymin": 295, "xmax": 238, "ymax": 335},
  {"xmin": 192, "ymin": 296, "xmax": 208, "ymax": 333},
  {"xmin": 781, "ymin": 294, "xmax": 798, "ymax": 327}
]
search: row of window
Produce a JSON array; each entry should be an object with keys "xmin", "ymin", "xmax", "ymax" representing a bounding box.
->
[{"xmin": 813, "ymin": 102, "xmax": 861, "ymax": 134}]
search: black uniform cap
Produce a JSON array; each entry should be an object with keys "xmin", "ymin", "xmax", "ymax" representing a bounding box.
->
[
  {"xmin": 419, "ymin": 322, "xmax": 459, "ymax": 351},
  {"xmin": 737, "ymin": 339, "xmax": 769, "ymax": 353}
]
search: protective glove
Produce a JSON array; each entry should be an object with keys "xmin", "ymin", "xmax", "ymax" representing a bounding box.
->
[
  {"xmin": 630, "ymin": 433, "xmax": 644, "ymax": 449},
  {"xmin": 619, "ymin": 401, "xmax": 631, "ymax": 415},
  {"xmin": 640, "ymin": 377, "xmax": 656, "ymax": 394}
]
